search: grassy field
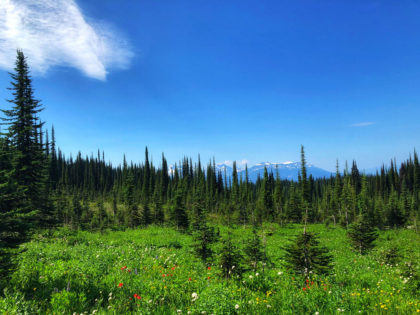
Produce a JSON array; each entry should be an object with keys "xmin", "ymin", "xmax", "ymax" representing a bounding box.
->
[{"xmin": 0, "ymin": 224, "xmax": 419, "ymax": 314}]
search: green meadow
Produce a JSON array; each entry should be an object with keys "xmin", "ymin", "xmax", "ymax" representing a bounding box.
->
[{"xmin": 1, "ymin": 224, "xmax": 419, "ymax": 314}]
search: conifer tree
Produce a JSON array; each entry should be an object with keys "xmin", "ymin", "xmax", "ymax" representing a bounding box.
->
[
  {"xmin": 299, "ymin": 145, "xmax": 311, "ymax": 223},
  {"xmin": 1, "ymin": 50, "xmax": 50, "ymax": 226},
  {"xmin": 244, "ymin": 226, "xmax": 268, "ymax": 272},
  {"xmin": 386, "ymin": 189, "xmax": 405, "ymax": 228},
  {"xmin": 283, "ymin": 231, "xmax": 332, "ymax": 279},
  {"xmin": 191, "ymin": 188, "xmax": 218, "ymax": 263},
  {"xmin": 347, "ymin": 214, "xmax": 378, "ymax": 254},
  {"xmin": 153, "ymin": 187, "xmax": 164, "ymax": 224},
  {"xmin": 172, "ymin": 188, "xmax": 189, "ymax": 231},
  {"xmin": 124, "ymin": 171, "xmax": 139, "ymax": 227},
  {"xmin": 1, "ymin": 51, "xmax": 49, "ymax": 278},
  {"xmin": 218, "ymin": 231, "xmax": 245, "ymax": 279}
]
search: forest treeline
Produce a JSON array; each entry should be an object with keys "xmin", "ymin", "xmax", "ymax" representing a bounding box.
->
[{"xmin": 1, "ymin": 51, "xmax": 420, "ymax": 252}]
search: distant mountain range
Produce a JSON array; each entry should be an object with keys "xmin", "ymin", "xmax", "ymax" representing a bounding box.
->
[
  {"xmin": 170, "ymin": 161, "xmax": 333, "ymax": 182},
  {"xmin": 215, "ymin": 162, "xmax": 332, "ymax": 182}
]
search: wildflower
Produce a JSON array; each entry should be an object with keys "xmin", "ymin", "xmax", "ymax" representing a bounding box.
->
[
  {"xmin": 188, "ymin": 277, "xmax": 192, "ymax": 281},
  {"xmin": 278, "ymin": 271, "xmax": 283, "ymax": 275},
  {"xmin": 249, "ymin": 275, "xmax": 253, "ymax": 279},
  {"xmin": 177, "ymin": 310, "xmax": 182, "ymax": 314},
  {"xmin": 235, "ymin": 304, "xmax": 239, "ymax": 309},
  {"xmin": 267, "ymin": 305, "xmax": 271, "ymax": 308},
  {"xmin": 121, "ymin": 266, "xmax": 127, "ymax": 271},
  {"xmin": 148, "ymin": 299, "xmax": 152, "ymax": 303},
  {"xmin": 256, "ymin": 272, "xmax": 259, "ymax": 276},
  {"xmin": 134, "ymin": 293, "xmax": 141, "ymax": 300},
  {"xmin": 92, "ymin": 310, "xmax": 97, "ymax": 314},
  {"xmin": 109, "ymin": 292, "xmax": 112, "ymax": 297},
  {"xmin": 172, "ymin": 267, "xmax": 176, "ymax": 271},
  {"xmin": 118, "ymin": 283, "xmax": 123, "ymax": 288},
  {"xmin": 208, "ymin": 266, "xmax": 211, "ymax": 270},
  {"xmin": 192, "ymin": 292, "xmax": 198, "ymax": 302},
  {"xmin": 303, "ymin": 287, "xmax": 307, "ymax": 291},
  {"xmin": 315, "ymin": 312, "xmax": 319, "ymax": 315},
  {"xmin": 107, "ymin": 306, "xmax": 112, "ymax": 310}
]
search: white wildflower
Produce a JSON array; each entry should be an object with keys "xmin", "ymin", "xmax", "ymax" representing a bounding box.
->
[
  {"xmin": 249, "ymin": 275, "xmax": 253, "ymax": 279},
  {"xmin": 192, "ymin": 292, "xmax": 198, "ymax": 302},
  {"xmin": 235, "ymin": 304, "xmax": 239, "ymax": 309},
  {"xmin": 177, "ymin": 310, "xmax": 182, "ymax": 314},
  {"xmin": 267, "ymin": 305, "xmax": 271, "ymax": 308},
  {"xmin": 255, "ymin": 272, "xmax": 259, "ymax": 276},
  {"xmin": 278, "ymin": 271, "xmax": 283, "ymax": 275}
]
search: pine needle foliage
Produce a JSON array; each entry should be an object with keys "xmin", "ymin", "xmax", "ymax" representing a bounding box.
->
[
  {"xmin": 218, "ymin": 231, "xmax": 245, "ymax": 279},
  {"xmin": 283, "ymin": 231, "xmax": 333, "ymax": 278},
  {"xmin": 244, "ymin": 226, "xmax": 268, "ymax": 272},
  {"xmin": 347, "ymin": 215, "xmax": 378, "ymax": 254}
]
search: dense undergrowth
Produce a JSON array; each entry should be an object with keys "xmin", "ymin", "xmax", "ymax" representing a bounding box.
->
[{"xmin": 1, "ymin": 224, "xmax": 419, "ymax": 314}]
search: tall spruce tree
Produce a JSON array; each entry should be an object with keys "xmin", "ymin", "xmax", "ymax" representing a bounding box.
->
[
  {"xmin": 347, "ymin": 214, "xmax": 378, "ymax": 254},
  {"xmin": 283, "ymin": 231, "xmax": 333, "ymax": 279},
  {"xmin": 1, "ymin": 50, "xmax": 49, "ymax": 225},
  {"xmin": 299, "ymin": 145, "xmax": 311, "ymax": 225},
  {"xmin": 1, "ymin": 51, "xmax": 49, "ymax": 280}
]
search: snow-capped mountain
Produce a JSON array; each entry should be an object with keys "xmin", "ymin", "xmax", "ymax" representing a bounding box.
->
[
  {"xmin": 239, "ymin": 162, "xmax": 332, "ymax": 182},
  {"xmin": 170, "ymin": 161, "xmax": 332, "ymax": 182}
]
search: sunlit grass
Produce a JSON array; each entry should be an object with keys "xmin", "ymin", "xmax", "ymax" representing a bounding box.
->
[{"xmin": 1, "ymin": 224, "xmax": 419, "ymax": 314}]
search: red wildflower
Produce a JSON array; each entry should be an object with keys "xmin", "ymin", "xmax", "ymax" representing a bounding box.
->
[
  {"xmin": 208, "ymin": 276, "xmax": 211, "ymax": 280},
  {"xmin": 134, "ymin": 293, "xmax": 141, "ymax": 300},
  {"xmin": 118, "ymin": 283, "xmax": 123, "ymax": 287},
  {"xmin": 162, "ymin": 274, "xmax": 166, "ymax": 277},
  {"xmin": 188, "ymin": 277, "xmax": 192, "ymax": 281},
  {"xmin": 207, "ymin": 267, "xmax": 211, "ymax": 270},
  {"xmin": 302, "ymin": 287, "xmax": 306, "ymax": 291},
  {"xmin": 171, "ymin": 267, "xmax": 176, "ymax": 271},
  {"xmin": 121, "ymin": 266, "xmax": 127, "ymax": 271},
  {"xmin": 306, "ymin": 279, "xmax": 309, "ymax": 283},
  {"xmin": 127, "ymin": 269, "xmax": 131, "ymax": 273}
]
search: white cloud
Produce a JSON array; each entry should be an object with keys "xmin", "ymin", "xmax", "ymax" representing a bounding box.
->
[
  {"xmin": 0, "ymin": 0, "xmax": 133, "ymax": 80},
  {"xmin": 351, "ymin": 122, "xmax": 375, "ymax": 127}
]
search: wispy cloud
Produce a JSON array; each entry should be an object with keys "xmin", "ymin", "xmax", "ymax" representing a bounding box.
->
[
  {"xmin": 351, "ymin": 122, "xmax": 375, "ymax": 127},
  {"xmin": 0, "ymin": 0, "xmax": 133, "ymax": 80}
]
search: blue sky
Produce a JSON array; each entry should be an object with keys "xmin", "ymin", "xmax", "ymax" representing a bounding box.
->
[{"xmin": 0, "ymin": 0, "xmax": 419, "ymax": 172}]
